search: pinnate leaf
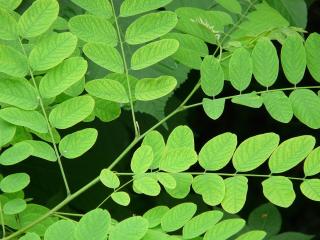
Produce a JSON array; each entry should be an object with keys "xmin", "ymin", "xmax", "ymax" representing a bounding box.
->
[
  {"xmin": 0, "ymin": 44, "xmax": 28, "ymax": 77},
  {"xmin": 0, "ymin": 7, "xmax": 18, "ymax": 40},
  {"xmin": 0, "ymin": 173, "xmax": 30, "ymax": 193},
  {"xmin": 131, "ymin": 145, "xmax": 153, "ymax": 174},
  {"xmin": 202, "ymin": 98, "xmax": 225, "ymax": 120},
  {"xmin": 99, "ymin": 169, "xmax": 120, "ymax": 189},
  {"xmin": 305, "ymin": 33, "xmax": 320, "ymax": 82},
  {"xmin": 204, "ymin": 218, "xmax": 246, "ymax": 240},
  {"xmin": 201, "ymin": 56, "xmax": 224, "ymax": 97},
  {"xmin": 300, "ymin": 179, "xmax": 320, "ymax": 201},
  {"xmin": 0, "ymin": 141, "xmax": 33, "ymax": 165},
  {"xmin": 111, "ymin": 192, "xmax": 130, "ymax": 206},
  {"xmin": 304, "ymin": 147, "xmax": 320, "ymax": 177},
  {"xmin": 44, "ymin": 220, "xmax": 75, "ymax": 240},
  {"xmin": 143, "ymin": 206, "xmax": 169, "ymax": 228}
]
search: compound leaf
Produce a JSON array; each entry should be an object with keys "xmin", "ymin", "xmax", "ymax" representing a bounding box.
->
[
  {"xmin": 204, "ymin": 218, "xmax": 246, "ymax": 240},
  {"xmin": 0, "ymin": 141, "xmax": 33, "ymax": 165},
  {"xmin": 202, "ymin": 98, "xmax": 225, "ymax": 120},
  {"xmin": 304, "ymin": 147, "xmax": 320, "ymax": 177},
  {"xmin": 44, "ymin": 220, "xmax": 75, "ymax": 240},
  {"xmin": 0, "ymin": 44, "xmax": 28, "ymax": 77},
  {"xmin": 143, "ymin": 206, "xmax": 169, "ymax": 228},
  {"xmin": 300, "ymin": 179, "xmax": 320, "ymax": 201},
  {"xmin": 111, "ymin": 192, "xmax": 130, "ymax": 206},
  {"xmin": 142, "ymin": 131, "xmax": 165, "ymax": 169},
  {"xmin": 131, "ymin": 145, "xmax": 153, "ymax": 174},
  {"xmin": 0, "ymin": 7, "xmax": 18, "ymax": 40},
  {"xmin": 0, "ymin": 173, "xmax": 30, "ymax": 193},
  {"xmin": 305, "ymin": 33, "xmax": 320, "ymax": 82},
  {"xmin": 133, "ymin": 175, "xmax": 161, "ymax": 196}
]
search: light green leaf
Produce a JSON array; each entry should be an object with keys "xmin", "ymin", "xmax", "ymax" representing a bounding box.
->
[
  {"xmin": 202, "ymin": 98, "xmax": 225, "ymax": 120},
  {"xmin": 290, "ymin": 89, "xmax": 320, "ymax": 129},
  {"xmin": 221, "ymin": 176, "xmax": 248, "ymax": 214},
  {"xmin": 29, "ymin": 32, "xmax": 77, "ymax": 71},
  {"xmin": 262, "ymin": 176, "xmax": 295, "ymax": 207},
  {"xmin": 229, "ymin": 47, "xmax": 252, "ymax": 92},
  {"xmin": 70, "ymin": 0, "xmax": 112, "ymax": 18},
  {"xmin": 18, "ymin": 0, "xmax": 59, "ymax": 38},
  {"xmin": 200, "ymin": 56, "xmax": 224, "ymax": 97},
  {"xmin": 192, "ymin": 174, "xmax": 225, "ymax": 206},
  {"xmin": 262, "ymin": 91, "xmax": 293, "ymax": 123},
  {"xmin": 83, "ymin": 43, "xmax": 124, "ymax": 73},
  {"xmin": 135, "ymin": 75, "xmax": 177, "ymax": 101},
  {"xmin": 199, "ymin": 132, "xmax": 237, "ymax": 171},
  {"xmin": 160, "ymin": 148, "xmax": 197, "ymax": 173},
  {"xmin": 94, "ymin": 99, "xmax": 121, "ymax": 122},
  {"xmin": 111, "ymin": 192, "xmax": 130, "ymax": 206},
  {"xmin": 85, "ymin": 79, "xmax": 129, "ymax": 103},
  {"xmin": 304, "ymin": 147, "xmax": 320, "ymax": 177},
  {"xmin": 69, "ymin": 15, "xmax": 117, "ymax": 46},
  {"xmin": 0, "ymin": 0, "xmax": 22, "ymax": 10},
  {"xmin": 216, "ymin": 0, "xmax": 242, "ymax": 14},
  {"xmin": 165, "ymin": 173, "xmax": 193, "ymax": 199},
  {"xmin": 233, "ymin": 133, "xmax": 280, "ymax": 172},
  {"xmin": 126, "ymin": 11, "xmax": 177, "ymax": 45},
  {"xmin": 25, "ymin": 140, "xmax": 57, "ymax": 161},
  {"xmin": 59, "ymin": 128, "xmax": 98, "ymax": 159},
  {"xmin": 300, "ymin": 179, "xmax": 320, "ymax": 201},
  {"xmin": 252, "ymin": 38, "xmax": 279, "ymax": 87},
  {"xmin": 133, "ymin": 176, "xmax": 161, "ymax": 196},
  {"xmin": 281, "ymin": 34, "xmax": 306, "ymax": 85},
  {"xmin": 109, "ymin": 216, "xmax": 149, "ymax": 240},
  {"xmin": 182, "ymin": 210, "xmax": 223, "ymax": 239},
  {"xmin": 143, "ymin": 206, "xmax": 169, "ymax": 228},
  {"xmin": 305, "ymin": 33, "xmax": 320, "ymax": 82},
  {"xmin": 39, "ymin": 57, "xmax": 88, "ymax": 98},
  {"xmin": 235, "ymin": 230, "xmax": 267, "ymax": 240},
  {"xmin": 131, "ymin": 145, "xmax": 153, "ymax": 174},
  {"xmin": 142, "ymin": 131, "xmax": 165, "ymax": 169},
  {"xmin": 74, "ymin": 209, "xmax": 111, "ymax": 240},
  {"xmin": 49, "ymin": 95, "xmax": 95, "ymax": 129},
  {"xmin": 0, "ymin": 107, "xmax": 48, "ymax": 133},
  {"xmin": 0, "ymin": 44, "xmax": 28, "ymax": 77},
  {"xmin": 232, "ymin": 92, "xmax": 263, "ymax": 108},
  {"xmin": 0, "ymin": 78, "xmax": 38, "ymax": 110},
  {"xmin": 3, "ymin": 198, "xmax": 27, "ymax": 215},
  {"xmin": 120, "ymin": 0, "xmax": 173, "ymax": 17},
  {"xmin": 167, "ymin": 125, "xmax": 194, "ymax": 149},
  {"xmin": 269, "ymin": 135, "xmax": 315, "ymax": 173},
  {"xmin": 20, "ymin": 232, "xmax": 41, "ymax": 240},
  {"xmin": 0, "ymin": 7, "xmax": 18, "ymax": 40},
  {"xmin": 156, "ymin": 172, "xmax": 176, "ymax": 189},
  {"xmin": 204, "ymin": 218, "xmax": 246, "ymax": 240},
  {"xmin": 44, "ymin": 220, "xmax": 75, "ymax": 240},
  {"xmin": 99, "ymin": 169, "xmax": 120, "ymax": 189},
  {"xmin": 0, "ymin": 173, "xmax": 30, "ymax": 193},
  {"xmin": 161, "ymin": 202, "xmax": 197, "ymax": 232},
  {"xmin": 131, "ymin": 39, "xmax": 179, "ymax": 70},
  {"xmin": 0, "ymin": 141, "xmax": 33, "ymax": 165},
  {"xmin": 0, "ymin": 118, "xmax": 16, "ymax": 147}
]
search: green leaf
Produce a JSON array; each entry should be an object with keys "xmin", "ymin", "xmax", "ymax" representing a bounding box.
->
[
  {"xmin": 25, "ymin": 140, "xmax": 57, "ymax": 161},
  {"xmin": 59, "ymin": 128, "xmax": 98, "ymax": 159},
  {"xmin": 202, "ymin": 98, "xmax": 225, "ymax": 120},
  {"xmin": 3, "ymin": 198, "xmax": 27, "ymax": 215},
  {"xmin": 120, "ymin": 0, "xmax": 173, "ymax": 17},
  {"xmin": 229, "ymin": 47, "xmax": 252, "ymax": 92},
  {"xmin": 0, "ymin": 78, "xmax": 38, "ymax": 110},
  {"xmin": 281, "ymin": 34, "xmax": 306, "ymax": 85},
  {"xmin": 248, "ymin": 203, "xmax": 282, "ymax": 236},
  {"xmin": 156, "ymin": 172, "xmax": 176, "ymax": 189},
  {"xmin": 182, "ymin": 210, "xmax": 223, "ymax": 239},
  {"xmin": 0, "ymin": 7, "xmax": 18, "ymax": 40},
  {"xmin": 262, "ymin": 176, "xmax": 296, "ymax": 207},
  {"xmin": 304, "ymin": 147, "xmax": 320, "ymax": 177},
  {"xmin": 0, "ymin": 44, "xmax": 28, "ymax": 77},
  {"xmin": 0, "ymin": 0, "xmax": 22, "ymax": 10},
  {"xmin": 143, "ymin": 206, "xmax": 169, "ymax": 228},
  {"xmin": 131, "ymin": 39, "xmax": 179, "ymax": 70},
  {"xmin": 94, "ymin": 99, "xmax": 121, "ymax": 122},
  {"xmin": 290, "ymin": 89, "xmax": 320, "ymax": 129},
  {"xmin": 142, "ymin": 131, "xmax": 165, "ymax": 169},
  {"xmin": 135, "ymin": 75, "xmax": 177, "ymax": 101},
  {"xmin": 252, "ymin": 38, "xmax": 279, "ymax": 87},
  {"xmin": 232, "ymin": 92, "xmax": 263, "ymax": 108},
  {"xmin": 235, "ymin": 230, "xmax": 267, "ymax": 240},
  {"xmin": 165, "ymin": 173, "xmax": 193, "ymax": 199},
  {"xmin": 200, "ymin": 56, "xmax": 224, "ymax": 97},
  {"xmin": 83, "ymin": 43, "xmax": 124, "ymax": 73},
  {"xmin": 269, "ymin": 135, "xmax": 315, "ymax": 173},
  {"xmin": 131, "ymin": 145, "xmax": 153, "ymax": 174},
  {"xmin": 204, "ymin": 218, "xmax": 246, "ymax": 240},
  {"xmin": 126, "ymin": 11, "xmax": 177, "ymax": 45},
  {"xmin": 49, "ymin": 95, "xmax": 95, "ymax": 129},
  {"xmin": 109, "ymin": 216, "xmax": 149, "ymax": 240},
  {"xmin": 199, "ymin": 132, "xmax": 237, "ymax": 171},
  {"xmin": 167, "ymin": 125, "xmax": 194, "ymax": 149},
  {"xmin": 70, "ymin": 0, "xmax": 112, "ymax": 18},
  {"xmin": 0, "ymin": 107, "xmax": 48, "ymax": 133},
  {"xmin": 216, "ymin": 0, "xmax": 242, "ymax": 13},
  {"xmin": 133, "ymin": 176, "xmax": 161, "ymax": 196},
  {"xmin": 192, "ymin": 174, "xmax": 225, "ymax": 206},
  {"xmin": 270, "ymin": 232, "xmax": 314, "ymax": 240},
  {"xmin": 99, "ymin": 169, "xmax": 120, "ymax": 189},
  {"xmin": 69, "ymin": 15, "xmax": 117, "ymax": 46},
  {"xmin": 221, "ymin": 176, "xmax": 248, "ymax": 214},
  {"xmin": 85, "ymin": 79, "xmax": 129, "ymax": 103},
  {"xmin": 29, "ymin": 32, "xmax": 77, "ymax": 71},
  {"xmin": 20, "ymin": 232, "xmax": 41, "ymax": 240},
  {"xmin": 0, "ymin": 173, "xmax": 30, "ymax": 193},
  {"xmin": 0, "ymin": 141, "xmax": 33, "ymax": 165},
  {"xmin": 262, "ymin": 91, "xmax": 293, "ymax": 123},
  {"xmin": 300, "ymin": 179, "xmax": 320, "ymax": 201},
  {"xmin": 161, "ymin": 202, "xmax": 197, "ymax": 232},
  {"xmin": 74, "ymin": 209, "xmax": 111, "ymax": 240},
  {"xmin": 111, "ymin": 192, "xmax": 130, "ymax": 206},
  {"xmin": 305, "ymin": 33, "xmax": 320, "ymax": 82},
  {"xmin": 160, "ymin": 148, "xmax": 197, "ymax": 173},
  {"xmin": 0, "ymin": 118, "xmax": 16, "ymax": 147},
  {"xmin": 39, "ymin": 57, "xmax": 88, "ymax": 98},
  {"xmin": 233, "ymin": 133, "xmax": 280, "ymax": 172},
  {"xmin": 18, "ymin": 0, "xmax": 59, "ymax": 38},
  {"xmin": 44, "ymin": 220, "xmax": 75, "ymax": 240}
]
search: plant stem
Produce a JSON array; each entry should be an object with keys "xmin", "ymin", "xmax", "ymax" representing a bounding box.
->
[
  {"xmin": 18, "ymin": 39, "xmax": 71, "ymax": 196},
  {"xmin": 110, "ymin": 0, "xmax": 139, "ymax": 138}
]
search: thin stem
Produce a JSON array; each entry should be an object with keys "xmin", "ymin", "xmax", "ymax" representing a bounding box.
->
[
  {"xmin": 18, "ymin": 38, "xmax": 71, "ymax": 196},
  {"xmin": 54, "ymin": 212, "xmax": 83, "ymax": 217},
  {"xmin": 110, "ymin": 0, "xmax": 139, "ymax": 138},
  {"xmin": 53, "ymin": 214, "xmax": 77, "ymax": 222}
]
